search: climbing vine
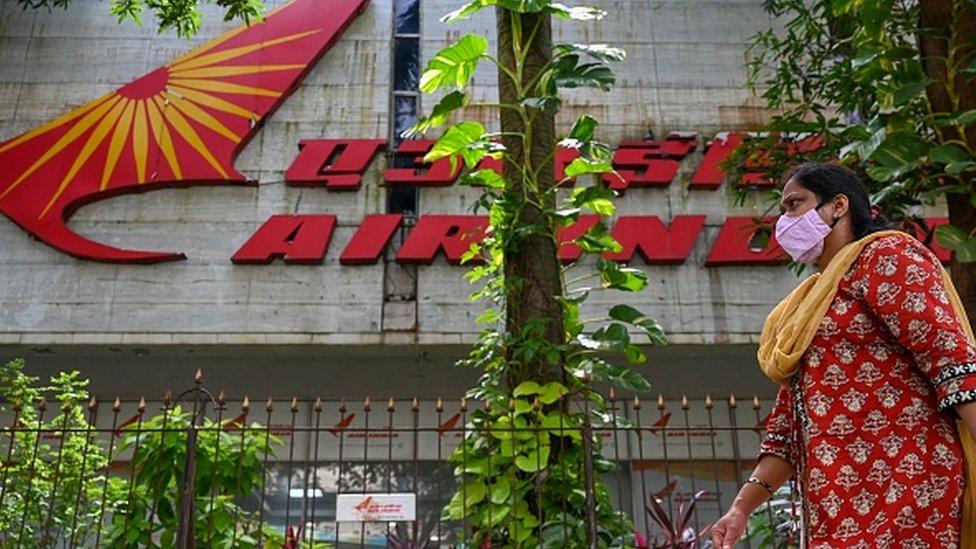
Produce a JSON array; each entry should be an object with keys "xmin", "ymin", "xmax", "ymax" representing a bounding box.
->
[{"xmin": 408, "ymin": 1, "xmax": 665, "ymax": 546}]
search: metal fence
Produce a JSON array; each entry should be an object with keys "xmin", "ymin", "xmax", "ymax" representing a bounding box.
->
[{"xmin": 0, "ymin": 376, "xmax": 791, "ymax": 548}]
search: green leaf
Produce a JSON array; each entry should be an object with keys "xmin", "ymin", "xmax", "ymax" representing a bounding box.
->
[
  {"xmin": 563, "ymin": 157, "xmax": 613, "ymax": 178},
  {"xmin": 554, "ymin": 43, "xmax": 625, "ymax": 62},
  {"xmin": 537, "ymin": 382, "xmax": 568, "ymax": 404},
  {"xmin": 936, "ymin": 224, "xmax": 976, "ymax": 262},
  {"xmin": 568, "ymin": 115, "xmax": 599, "ymax": 142},
  {"xmin": 541, "ymin": 411, "xmax": 580, "ymax": 439},
  {"xmin": 404, "ymin": 91, "xmax": 468, "ymax": 138},
  {"xmin": 513, "ymin": 381, "xmax": 541, "ymax": 397},
  {"xmin": 460, "ymin": 168, "xmax": 507, "ymax": 188},
  {"xmin": 552, "ymin": 55, "xmax": 616, "ymax": 91},
  {"xmin": 547, "ymin": 3, "xmax": 606, "ymax": 20},
  {"xmin": 946, "ymin": 162, "xmax": 976, "ymax": 175},
  {"xmin": 447, "ymin": 481, "xmax": 487, "ymax": 519},
  {"xmin": 420, "ymin": 34, "xmax": 488, "ymax": 93},
  {"xmin": 608, "ymin": 304, "xmax": 667, "ymax": 345},
  {"xmin": 425, "ymin": 121, "xmax": 487, "ymax": 172},
  {"xmin": 962, "ymin": 58, "xmax": 976, "ymax": 75},
  {"xmin": 605, "ymin": 363, "xmax": 651, "ymax": 391},
  {"xmin": 490, "ymin": 478, "xmax": 511, "ymax": 504},
  {"xmin": 929, "ymin": 143, "xmax": 970, "ymax": 165},
  {"xmin": 578, "ymin": 323, "xmax": 630, "ymax": 352},
  {"xmin": 520, "ymin": 96, "xmax": 562, "ymax": 113},
  {"xmin": 891, "ymin": 77, "xmax": 933, "ymax": 106},
  {"xmin": 515, "ymin": 443, "xmax": 551, "ymax": 472},
  {"xmin": 597, "ymin": 258, "xmax": 648, "ymax": 291},
  {"xmin": 440, "ymin": 0, "xmax": 497, "ymax": 22}
]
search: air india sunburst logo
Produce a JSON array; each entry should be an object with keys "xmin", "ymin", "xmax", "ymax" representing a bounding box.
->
[{"xmin": 0, "ymin": 0, "xmax": 369, "ymax": 263}]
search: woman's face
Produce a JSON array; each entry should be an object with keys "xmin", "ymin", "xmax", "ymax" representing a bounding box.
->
[{"xmin": 779, "ymin": 178, "xmax": 822, "ymax": 219}]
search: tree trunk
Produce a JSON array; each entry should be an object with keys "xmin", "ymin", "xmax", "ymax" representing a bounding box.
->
[
  {"xmin": 495, "ymin": 8, "xmax": 565, "ymax": 384},
  {"xmin": 918, "ymin": 0, "xmax": 976, "ymax": 324}
]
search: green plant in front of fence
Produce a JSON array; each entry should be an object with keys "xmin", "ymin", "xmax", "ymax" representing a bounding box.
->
[
  {"xmin": 0, "ymin": 358, "xmax": 123, "ymax": 548},
  {"xmin": 746, "ymin": 484, "xmax": 798, "ymax": 549},
  {"xmin": 103, "ymin": 403, "xmax": 284, "ymax": 548},
  {"xmin": 409, "ymin": 1, "xmax": 665, "ymax": 547}
]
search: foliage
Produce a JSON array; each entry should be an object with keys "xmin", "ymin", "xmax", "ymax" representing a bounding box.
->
[
  {"xmin": 639, "ymin": 481, "xmax": 711, "ymax": 549},
  {"xmin": 103, "ymin": 399, "xmax": 284, "ymax": 548},
  {"xmin": 746, "ymin": 484, "xmax": 799, "ymax": 549},
  {"xmin": 15, "ymin": 0, "xmax": 264, "ymax": 37},
  {"xmin": 412, "ymin": 0, "xmax": 666, "ymax": 546},
  {"xmin": 729, "ymin": 0, "xmax": 976, "ymax": 262},
  {"xmin": 0, "ymin": 358, "xmax": 124, "ymax": 548}
]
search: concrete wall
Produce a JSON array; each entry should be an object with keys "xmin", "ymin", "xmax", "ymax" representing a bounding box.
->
[{"xmin": 0, "ymin": 0, "xmax": 802, "ymax": 355}]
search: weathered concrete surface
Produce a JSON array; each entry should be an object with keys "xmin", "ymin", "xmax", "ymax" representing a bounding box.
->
[{"xmin": 0, "ymin": 0, "xmax": 825, "ymax": 349}]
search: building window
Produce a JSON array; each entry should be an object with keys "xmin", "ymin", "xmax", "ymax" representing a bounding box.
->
[{"xmin": 388, "ymin": 0, "xmax": 421, "ymax": 216}]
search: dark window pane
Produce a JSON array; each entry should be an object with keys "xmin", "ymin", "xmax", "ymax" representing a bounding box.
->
[
  {"xmin": 393, "ymin": 39, "xmax": 419, "ymax": 91},
  {"xmin": 393, "ymin": 96, "xmax": 417, "ymax": 147},
  {"xmin": 394, "ymin": 0, "xmax": 420, "ymax": 34},
  {"xmin": 387, "ymin": 185, "xmax": 418, "ymax": 215}
]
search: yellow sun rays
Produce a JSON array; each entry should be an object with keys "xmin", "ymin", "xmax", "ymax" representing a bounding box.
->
[{"xmin": 1, "ymin": 27, "xmax": 320, "ymax": 219}]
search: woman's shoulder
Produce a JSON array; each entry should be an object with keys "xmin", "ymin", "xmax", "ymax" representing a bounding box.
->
[{"xmin": 853, "ymin": 230, "xmax": 941, "ymax": 278}]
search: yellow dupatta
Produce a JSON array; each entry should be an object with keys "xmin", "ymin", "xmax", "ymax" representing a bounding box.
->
[{"xmin": 757, "ymin": 229, "xmax": 976, "ymax": 548}]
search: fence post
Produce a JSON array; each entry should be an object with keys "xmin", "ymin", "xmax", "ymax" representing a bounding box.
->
[
  {"xmin": 580, "ymin": 409, "xmax": 598, "ymax": 549},
  {"xmin": 177, "ymin": 371, "xmax": 207, "ymax": 549}
]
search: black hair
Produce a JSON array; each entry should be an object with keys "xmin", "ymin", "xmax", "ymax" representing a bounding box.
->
[{"xmin": 782, "ymin": 162, "xmax": 889, "ymax": 239}]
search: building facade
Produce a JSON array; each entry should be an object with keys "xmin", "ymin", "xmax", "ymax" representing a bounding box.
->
[{"xmin": 0, "ymin": 1, "xmax": 925, "ymax": 544}]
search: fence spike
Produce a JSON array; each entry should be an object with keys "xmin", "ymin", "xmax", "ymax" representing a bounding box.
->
[
  {"xmin": 339, "ymin": 399, "xmax": 347, "ymax": 413},
  {"xmin": 163, "ymin": 390, "xmax": 173, "ymax": 407},
  {"xmin": 460, "ymin": 397, "xmax": 467, "ymax": 412},
  {"xmin": 242, "ymin": 396, "xmax": 251, "ymax": 412},
  {"xmin": 37, "ymin": 397, "xmax": 47, "ymax": 412},
  {"xmin": 113, "ymin": 397, "xmax": 122, "ymax": 412},
  {"xmin": 195, "ymin": 368, "xmax": 203, "ymax": 384},
  {"xmin": 484, "ymin": 399, "xmax": 492, "ymax": 411},
  {"xmin": 217, "ymin": 390, "xmax": 227, "ymax": 406},
  {"xmin": 633, "ymin": 395, "xmax": 641, "ymax": 410},
  {"xmin": 364, "ymin": 397, "xmax": 371, "ymax": 412},
  {"xmin": 509, "ymin": 398, "xmax": 516, "ymax": 412},
  {"xmin": 681, "ymin": 395, "xmax": 689, "ymax": 410},
  {"xmin": 705, "ymin": 394, "xmax": 713, "ymax": 409},
  {"xmin": 436, "ymin": 397, "xmax": 443, "ymax": 412},
  {"xmin": 729, "ymin": 394, "xmax": 737, "ymax": 409},
  {"xmin": 387, "ymin": 397, "xmax": 395, "ymax": 412},
  {"xmin": 411, "ymin": 397, "xmax": 419, "ymax": 412},
  {"xmin": 753, "ymin": 395, "xmax": 761, "ymax": 410},
  {"xmin": 266, "ymin": 397, "xmax": 274, "ymax": 412},
  {"xmin": 12, "ymin": 402, "xmax": 22, "ymax": 413},
  {"xmin": 137, "ymin": 397, "xmax": 146, "ymax": 413},
  {"xmin": 532, "ymin": 397, "xmax": 541, "ymax": 411},
  {"xmin": 657, "ymin": 394, "xmax": 665, "ymax": 410},
  {"xmin": 290, "ymin": 397, "xmax": 299, "ymax": 413},
  {"xmin": 608, "ymin": 386, "xmax": 616, "ymax": 400},
  {"xmin": 88, "ymin": 396, "xmax": 98, "ymax": 412},
  {"xmin": 314, "ymin": 397, "xmax": 322, "ymax": 413}
]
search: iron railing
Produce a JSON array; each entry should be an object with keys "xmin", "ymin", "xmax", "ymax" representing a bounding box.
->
[{"xmin": 0, "ymin": 374, "xmax": 791, "ymax": 548}]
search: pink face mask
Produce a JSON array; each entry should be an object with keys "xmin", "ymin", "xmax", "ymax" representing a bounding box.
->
[{"xmin": 775, "ymin": 203, "xmax": 836, "ymax": 264}]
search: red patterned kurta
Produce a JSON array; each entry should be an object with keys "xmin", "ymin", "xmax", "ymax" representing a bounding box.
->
[{"xmin": 759, "ymin": 233, "xmax": 976, "ymax": 548}]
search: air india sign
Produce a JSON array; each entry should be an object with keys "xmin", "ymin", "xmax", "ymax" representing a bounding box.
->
[{"xmin": 0, "ymin": 0, "xmax": 950, "ymax": 267}]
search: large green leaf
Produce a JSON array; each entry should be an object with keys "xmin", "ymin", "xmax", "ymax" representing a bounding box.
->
[
  {"xmin": 552, "ymin": 55, "xmax": 615, "ymax": 91},
  {"xmin": 890, "ymin": 77, "xmax": 933, "ymax": 106},
  {"xmin": 554, "ymin": 43, "xmax": 625, "ymax": 63},
  {"xmin": 929, "ymin": 143, "xmax": 970, "ymax": 165},
  {"xmin": 420, "ymin": 34, "xmax": 488, "ymax": 93},
  {"xmin": 608, "ymin": 304, "xmax": 667, "ymax": 345},
  {"xmin": 404, "ymin": 91, "xmax": 468, "ymax": 138},
  {"xmin": 935, "ymin": 224, "xmax": 976, "ymax": 263},
  {"xmin": 597, "ymin": 258, "xmax": 648, "ymax": 291},
  {"xmin": 425, "ymin": 121, "xmax": 487, "ymax": 172},
  {"xmin": 446, "ymin": 481, "xmax": 487, "ymax": 519},
  {"xmin": 514, "ymin": 443, "xmax": 550, "ymax": 472},
  {"xmin": 440, "ymin": 0, "xmax": 497, "ymax": 22},
  {"xmin": 547, "ymin": 3, "xmax": 606, "ymax": 20},
  {"xmin": 567, "ymin": 115, "xmax": 599, "ymax": 142}
]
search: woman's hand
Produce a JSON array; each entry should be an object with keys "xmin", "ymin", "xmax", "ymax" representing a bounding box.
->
[{"xmin": 711, "ymin": 508, "xmax": 748, "ymax": 549}]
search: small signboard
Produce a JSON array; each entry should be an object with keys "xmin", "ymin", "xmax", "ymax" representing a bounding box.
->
[{"xmin": 336, "ymin": 493, "xmax": 417, "ymax": 522}]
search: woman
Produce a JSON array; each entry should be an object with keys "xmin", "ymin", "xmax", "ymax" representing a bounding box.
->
[{"xmin": 710, "ymin": 163, "xmax": 976, "ymax": 548}]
